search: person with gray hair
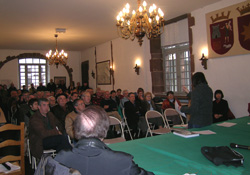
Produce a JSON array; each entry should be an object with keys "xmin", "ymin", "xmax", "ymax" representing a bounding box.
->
[{"xmin": 55, "ymin": 105, "xmax": 154, "ymax": 175}]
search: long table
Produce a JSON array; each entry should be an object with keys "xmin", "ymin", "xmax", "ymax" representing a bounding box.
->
[{"xmin": 109, "ymin": 117, "xmax": 250, "ymax": 175}]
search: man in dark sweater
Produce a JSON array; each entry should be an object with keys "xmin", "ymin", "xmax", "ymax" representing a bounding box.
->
[{"xmin": 100, "ymin": 91, "xmax": 121, "ymax": 121}]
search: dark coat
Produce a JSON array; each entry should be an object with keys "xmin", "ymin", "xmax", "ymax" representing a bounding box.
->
[
  {"xmin": 100, "ymin": 99, "xmax": 117, "ymax": 112},
  {"xmin": 55, "ymin": 138, "xmax": 154, "ymax": 175},
  {"xmin": 51, "ymin": 104, "xmax": 70, "ymax": 130},
  {"xmin": 124, "ymin": 101, "xmax": 140, "ymax": 131},
  {"xmin": 29, "ymin": 111, "xmax": 63, "ymax": 158},
  {"xmin": 181, "ymin": 83, "xmax": 213, "ymax": 127}
]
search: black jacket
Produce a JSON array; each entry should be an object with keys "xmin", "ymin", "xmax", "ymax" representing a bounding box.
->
[
  {"xmin": 181, "ymin": 83, "xmax": 213, "ymax": 127},
  {"xmin": 55, "ymin": 138, "xmax": 154, "ymax": 175}
]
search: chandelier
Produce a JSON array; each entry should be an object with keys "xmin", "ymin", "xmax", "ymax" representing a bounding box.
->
[
  {"xmin": 116, "ymin": 0, "xmax": 165, "ymax": 46},
  {"xmin": 46, "ymin": 34, "xmax": 68, "ymax": 68}
]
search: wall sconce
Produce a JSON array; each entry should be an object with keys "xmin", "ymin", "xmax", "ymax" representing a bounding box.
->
[
  {"xmin": 200, "ymin": 53, "xmax": 208, "ymax": 70},
  {"xmin": 134, "ymin": 59, "xmax": 141, "ymax": 75},
  {"xmin": 91, "ymin": 70, "xmax": 95, "ymax": 79},
  {"xmin": 134, "ymin": 64, "xmax": 140, "ymax": 75},
  {"xmin": 110, "ymin": 66, "xmax": 114, "ymax": 76}
]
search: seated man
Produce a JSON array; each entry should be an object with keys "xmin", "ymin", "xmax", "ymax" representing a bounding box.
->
[
  {"xmin": 124, "ymin": 92, "xmax": 142, "ymax": 136},
  {"xmin": 55, "ymin": 106, "xmax": 154, "ymax": 175},
  {"xmin": 65, "ymin": 99, "xmax": 85, "ymax": 140},
  {"xmin": 100, "ymin": 91, "xmax": 122, "ymax": 121},
  {"xmin": 120, "ymin": 89, "xmax": 129, "ymax": 110},
  {"xmin": 29, "ymin": 98, "xmax": 72, "ymax": 159},
  {"xmin": 81, "ymin": 91, "xmax": 92, "ymax": 107},
  {"xmin": 92, "ymin": 89, "xmax": 103, "ymax": 106},
  {"xmin": 66, "ymin": 92, "xmax": 79, "ymax": 112},
  {"xmin": 51, "ymin": 93, "xmax": 71, "ymax": 131}
]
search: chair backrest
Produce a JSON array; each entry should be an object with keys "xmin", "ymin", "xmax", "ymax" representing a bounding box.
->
[
  {"xmin": 122, "ymin": 108, "xmax": 133, "ymax": 140},
  {"xmin": 109, "ymin": 116, "xmax": 125, "ymax": 138},
  {"xmin": 145, "ymin": 110, "xmax": 169, "ymax": 128},
  {"xmin": 164, "ymin": 108, "xmax": 184, "ymax": 125},
  {"xmin": 0, "ymin": 122, "xmax": 25, "ymax": 175}
]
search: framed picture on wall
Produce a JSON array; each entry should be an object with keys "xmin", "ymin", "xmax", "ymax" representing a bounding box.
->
[
  {"xmin": 54, "ymin": 76, "xmax": 66, "ymax": 86},
  {"xmin": 96, "ymin": 60, "xmax": 111, "ymax": 85}
]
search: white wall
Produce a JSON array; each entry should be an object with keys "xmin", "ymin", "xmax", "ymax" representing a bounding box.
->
[
  {"xmin": 192, "ymin": 0, "xmax": 249, "ymax": 118},
  {"xmin": 81, "ymin": 37, "xmax": 152, "ymax": 93},
  {"xmin": 0, "ymin": 49, "xmax": 81, "ymax": 88}
]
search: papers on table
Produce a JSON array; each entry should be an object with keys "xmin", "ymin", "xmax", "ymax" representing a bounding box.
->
[
  {"xmin": 173, "ymin": 130, "xmax": 199, "ymax": 138},
  {"xmin": 175, "ymin": 101, "xmax": 187, "ymax": 118},
  {"xmin": 216, "ymin": 122, "xmax": 237, "ymax": 127},
  {"xmin": 192, "ymin": 130, "xmax": 216, "ymax": 135},
  {"xmin": 0, "ymin": 162, "xmax": 20, "ymax": 174}
]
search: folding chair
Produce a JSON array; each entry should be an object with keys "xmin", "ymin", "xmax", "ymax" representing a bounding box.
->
[
  {"xmin": 145, "ymin": 110, "xmax": 171, "ymax": 137},
  {"xmin": 0, "ymin": 122, "xmax": 25, "ymax": 175},
  {"xmin": 164, "ymin": 108, "xmax": 186, "ymax": 128},
  {"xmin": 122, "ymin": 108, "xmax": 133, "ymax": 140},
  {"xmin": 104, "ymin": 116, "xmax": 126, "ymax": 144}
]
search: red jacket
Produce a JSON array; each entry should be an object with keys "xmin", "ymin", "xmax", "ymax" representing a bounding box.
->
[{"xmin": 162, "ymin": 98, "xmax": 181, "ymax": 110}]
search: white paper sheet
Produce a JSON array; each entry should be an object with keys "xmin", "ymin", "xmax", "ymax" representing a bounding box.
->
[
  {"xmin": 175, "ymin": 101, "xmax": 187, "ymax": 118},
  {"xmin": 216, "ymin": 122, "xmax": 237, "ymax": 127},
  {"xmin": 0, "ymin": 162, "xmax": 20, "ymax": 174}
]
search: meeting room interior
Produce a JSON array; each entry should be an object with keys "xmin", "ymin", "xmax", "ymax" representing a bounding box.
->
[{"xmin": 0, "ymin": 0, "xmax": 249, "ymax": 175}]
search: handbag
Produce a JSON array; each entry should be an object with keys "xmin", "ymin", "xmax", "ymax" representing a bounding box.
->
[{"xmin": 201, "ymin": 146, "xmax": 244, "ymax": 166}]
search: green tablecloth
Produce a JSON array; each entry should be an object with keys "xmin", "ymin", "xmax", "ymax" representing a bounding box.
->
[{"xmin": 109, "ymin": 117, "xmax": 250, "ymax": 175}]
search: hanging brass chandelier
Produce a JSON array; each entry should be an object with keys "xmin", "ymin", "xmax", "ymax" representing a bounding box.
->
[
  {"xmin": 46, "ymin": 34, "xmax": 68, "ymax": 68},
  {"xmin": 116, "ymin": 0, "xmax": 165, "ymax": 46}
]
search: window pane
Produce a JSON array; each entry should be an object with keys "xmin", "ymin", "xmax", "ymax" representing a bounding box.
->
[
  {"xmin": 40, "ymin": 59, "xmax": 46, "ymax": 64},
  {"xmin": 26, "ymin": 58, "xmax": 32, "ymax": 63},
  {"xmin": 33, "ymin": 59, "xmax": 39, "ymax": 63},
  {"xmin": 19, "ymin": 59, "xmax": 26, "ymax": 63}
]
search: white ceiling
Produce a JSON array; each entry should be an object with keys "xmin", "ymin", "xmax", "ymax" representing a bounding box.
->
[{"xmin": 0, "ymin": 0, "xmax": 221, "ymax": 51}]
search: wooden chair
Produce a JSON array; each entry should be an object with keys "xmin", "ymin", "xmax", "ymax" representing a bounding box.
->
[
  {"xmin": 145, "ymin": 110, "xmax": 171, "ymax": 137},
  {"xmin": 0, "ymin": 122, "xmax": 25, "ymax": 175},
  {"xmin": 104, "ymin": 116, "xmax": 126, "ymax": 144}
]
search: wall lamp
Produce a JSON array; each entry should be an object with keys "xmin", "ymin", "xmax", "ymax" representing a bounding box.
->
[
  {"xmin": 110, "ymin": 66, "xmax": 114, "ymax": 76},
  {"xmin": 91, "ymin": 70, "xmax": 95, "ymax": 79},
  {"xmin": 200, "ymin": 53, "xmax": 208, "ymax": 70},
  {"xmin": 134, "ymin": 64, "xmax": 140, "ymax": 75}
]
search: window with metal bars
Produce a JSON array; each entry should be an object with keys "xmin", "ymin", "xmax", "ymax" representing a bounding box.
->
[
  {"xmin": 19, "ymin": 58, "xmax": 47, "ymax": 89},
  {"xmin": 163, "ymin": 42, "xmax": 191, "ymax": 95}
]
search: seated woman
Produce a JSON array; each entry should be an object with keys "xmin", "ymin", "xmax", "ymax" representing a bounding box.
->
[
  {"xmin": 161, "ymin": 91, "xmax": 181, "ymax": 110},
  {"xmin": 213, "ymin": 90, "xmax": 229, "ymax": 123},
  {"xmin": 141, "ymin": 92, "xmax": 163, "ymax": 129}
]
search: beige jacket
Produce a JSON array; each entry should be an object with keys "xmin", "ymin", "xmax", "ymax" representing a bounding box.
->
[{"xmin": 65, "ymin": 111, "xmax": 78, "ymax": 139}]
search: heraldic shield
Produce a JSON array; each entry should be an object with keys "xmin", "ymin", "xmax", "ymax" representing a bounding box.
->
[
  {"xmin": 238, "ymin": 14, "xmax": 250, "ymax": 51},
  {"xmin": 210, "ymin": 19, "xmax": 234, "ymax": 55}
]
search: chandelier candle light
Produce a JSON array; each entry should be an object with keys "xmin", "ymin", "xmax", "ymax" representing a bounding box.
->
[
  {"xmin": 116, "ymin": 0, "xmax": 165, "ymax": 46},
  {"xmin": 46, "ymin": 34, "xmax": 68, "ymax": 68}
]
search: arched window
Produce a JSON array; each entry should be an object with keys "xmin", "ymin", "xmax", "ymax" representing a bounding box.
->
[{"xmin": 19, "ymin": 58, "xmax": 47, "ymax": 89}]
